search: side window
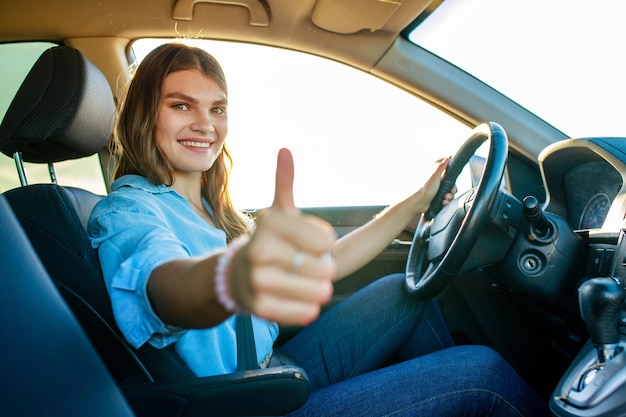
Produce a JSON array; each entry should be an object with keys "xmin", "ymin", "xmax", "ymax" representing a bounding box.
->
[
  {"xmin": 0, "ymin": 42, "xmax": 106, "ymax": 195},
  {"xmin": 132, "ymin": 39, "xmax": 472, "ymax": 209}
]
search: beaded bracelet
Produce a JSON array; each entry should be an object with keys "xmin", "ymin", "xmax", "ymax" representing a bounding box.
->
[{"xmin": 214, "ymin": 234, "xmax": 250, "ymax": 313}]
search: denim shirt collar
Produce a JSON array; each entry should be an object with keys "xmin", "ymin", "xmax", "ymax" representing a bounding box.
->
[
  {"xmin": 111, "ymin": 174, "xmax": 174, "ymax": 194},
  {"xmin": 111, "ymin": 174, "xmax": 218, "ymax": 220}
]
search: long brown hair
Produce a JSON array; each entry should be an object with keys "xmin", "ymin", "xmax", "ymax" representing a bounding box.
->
[{"xmin": 111, "ymin": 42, "xmax": 250, "ymax": 240}]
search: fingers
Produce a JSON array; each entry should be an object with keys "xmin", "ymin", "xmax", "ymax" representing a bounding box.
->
[
  {"xmin": 425, "ymin": 157, "xmax": 449, "ymax": 190},
  {"xmin": 247, "ymin": 258, "xmax": 335, "ymax": 326},
  {"xmin": 253, "ymin": 289, "xmax": 332, "ymax": 326},
  {"xmin": 432, "ymin": 157, "xmax": 458, "ymax": 202},
  {"xmin": 257, "ymin": 209, "xmax": 336, "ymax": 255},
  {"xmin": 433, "ymin": 156, "xmax": 450, "ymax": 177},
  {"xmin": 249, "ymin": 219, "xmax": 333, "ymax": 269},
  {"xmin": 420, "ymin": 157, "xmax": 451, "ymax": 205},
  {"xmin": 437, "ymin": 156, "xmax": 450, "ymax": 171},
  {"xmin": 441, "ymin": 186, "xmax": 458, "ymax": 206},
  {"xmin": 241, "ymin": 228, "xmax": 335, "ymax": 326},
  {"xmin": 247, "ymin": 210, "xmax": 336, "ymax": 323}
]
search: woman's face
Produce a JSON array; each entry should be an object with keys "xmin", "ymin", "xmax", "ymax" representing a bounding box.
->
[{"xmin": 155, "ymin": 69, "xmax": 228, "ymax": 178}]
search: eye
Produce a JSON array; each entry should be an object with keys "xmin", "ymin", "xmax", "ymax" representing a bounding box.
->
[
  {"xmin": 173, "ymin": 103, "xmax": 189, "ymax": 111},
  {"xmin": 212, "ymin": 107, "xmax": 226, "ymax": 115}
]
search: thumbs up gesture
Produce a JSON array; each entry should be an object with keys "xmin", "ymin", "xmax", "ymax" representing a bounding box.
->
[{"xmin": 233, "ymin": 149, "xmax": 336, "ymax": 326}]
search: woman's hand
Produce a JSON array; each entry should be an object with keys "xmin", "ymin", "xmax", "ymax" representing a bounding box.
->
[
  {"xmin": 403, "ymin": 158, "xmax": 457, "ymax": 233},
  {"xmin": 230, "ymin": 149, "xmax": 336, "ymax": 326},
  {"xmin": 421, "ymin": 157, "xmax": 457, "ymax": 210}
]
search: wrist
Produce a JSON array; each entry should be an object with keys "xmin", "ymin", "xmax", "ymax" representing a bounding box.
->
[{"xmin": 214, "ymin": 235, "xmax": 249, "ymax": 313}]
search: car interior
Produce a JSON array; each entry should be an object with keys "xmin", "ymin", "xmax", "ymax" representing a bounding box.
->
[{"xmin": 2, "ymin": 1, "xmax": 626, "ymax": 416}]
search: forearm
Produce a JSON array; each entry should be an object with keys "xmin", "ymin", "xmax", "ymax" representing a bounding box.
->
[
  {"xmin": 332, "ymin": 192, "xmax": 427, "ymax": 280},
  {"xmin": 147, "ymin": 254, "xmax": 232, "ymax": 328},
  {"xmin": 146, "ymin": 210, "xmax": 337, "ymax": 329},
  {"xmin": 331, "ymin": 158, "xmax": 453, "ymax": 280}
]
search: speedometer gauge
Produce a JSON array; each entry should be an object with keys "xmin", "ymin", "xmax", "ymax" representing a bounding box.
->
[{"xmin": 579, "ymin": 192, "xmax": 611, "ymax": 229}]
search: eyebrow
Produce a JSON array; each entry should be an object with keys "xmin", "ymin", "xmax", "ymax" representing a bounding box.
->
[{"xmin": 163, "ymin": 91, "xmax": 228, "ymax": 105}]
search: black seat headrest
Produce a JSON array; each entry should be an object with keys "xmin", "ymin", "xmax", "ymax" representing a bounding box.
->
[{"xmin": 0, "ymin": 45, "xmax": 115, "ymax": 163}]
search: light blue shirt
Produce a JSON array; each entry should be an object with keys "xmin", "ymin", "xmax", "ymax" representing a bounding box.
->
[{"xmin": 88, "ymin": 174, "xmax": 278, "ymax": 377}]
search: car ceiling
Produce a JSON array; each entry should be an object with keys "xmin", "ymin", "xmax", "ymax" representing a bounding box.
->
[
  {"xmin": 0, "ymin": 0, "xmax": 565, "ymax": 159},
  {"xmin": 0, "ymin": 0, "xmax": 435, "ymax": 69}
]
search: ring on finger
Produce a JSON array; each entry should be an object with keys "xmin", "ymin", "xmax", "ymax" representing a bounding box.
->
[{"xmin": 291, "ymin": 250, "xmax": 304, "ymax": 273}]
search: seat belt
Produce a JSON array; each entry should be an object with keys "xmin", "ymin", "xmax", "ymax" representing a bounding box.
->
[{"xmin": 236, "ymin": 313, "xmax": 259, "ymax": 371}]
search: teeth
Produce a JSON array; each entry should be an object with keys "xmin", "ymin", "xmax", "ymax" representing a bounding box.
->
[{"xmin": 180, "ymin": 141, "xmax": 211, "ymax": 148}]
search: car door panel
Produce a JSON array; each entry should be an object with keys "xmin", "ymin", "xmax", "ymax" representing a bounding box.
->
[{"xmin": 303, "ymin": 205, "xmax": 409, "ymax": 304}]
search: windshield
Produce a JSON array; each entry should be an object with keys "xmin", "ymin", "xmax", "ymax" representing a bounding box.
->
[{"xmin": 408, "ymin": 0, "xmax": 626, "ymax": 139}]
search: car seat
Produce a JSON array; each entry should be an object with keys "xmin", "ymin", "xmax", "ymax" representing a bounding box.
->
[
  {"xmin": 0, "ymin": 45, "xmax": 309, "ymax": 417},
  {"xmin": 0, "ymin": 195, "xmax": 136, "ymax": 417}
]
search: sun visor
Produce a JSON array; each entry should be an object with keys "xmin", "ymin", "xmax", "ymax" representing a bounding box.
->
[{"xmin": 311, "ymin": 0, "xmax": 405, "ymax": 34}]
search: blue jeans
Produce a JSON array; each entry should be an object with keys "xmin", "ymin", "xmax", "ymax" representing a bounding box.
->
[{"xmin": 280, "ymin": 274, "xmax": 548, "ymax": 416}]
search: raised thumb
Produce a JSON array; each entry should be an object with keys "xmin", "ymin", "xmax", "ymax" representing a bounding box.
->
[{"xmin": 271, "ymin": 148, "xmax": 298, "ymax": 213}]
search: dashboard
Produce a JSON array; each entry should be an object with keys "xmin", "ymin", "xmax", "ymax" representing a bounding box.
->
[
  {"xmin": 564, "ymin": 161, "xmax": 622, "ymax": 229},
  {"xmin": 539, "ymin": 138, "xmax": 626, "ymax": 232}
]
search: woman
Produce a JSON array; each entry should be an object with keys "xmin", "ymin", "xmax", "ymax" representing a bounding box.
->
[{"xmin": 89, "ymin": 43, "xmax": 548, "ymax": 416}]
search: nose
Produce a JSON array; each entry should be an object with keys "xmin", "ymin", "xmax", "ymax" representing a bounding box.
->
[{"xmin": 191, "ymin": 111, "xmax": 215, "ymax": 134}]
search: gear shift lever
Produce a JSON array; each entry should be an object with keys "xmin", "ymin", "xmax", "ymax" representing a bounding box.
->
[{"xmin": 579, "ymin": 277, "xmax": 626, "ymax": 363}]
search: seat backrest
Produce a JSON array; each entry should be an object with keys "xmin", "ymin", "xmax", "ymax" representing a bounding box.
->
[
  {"xmin": 0, "ymin": 45, "xmax": 195, "ymax": 385},
  {"xmin": 0, "ymin": 194, "xmax": 136, "ymax": 417}
]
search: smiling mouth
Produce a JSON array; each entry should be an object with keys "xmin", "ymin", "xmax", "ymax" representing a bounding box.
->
[{"xmin": 179, "ymin": 140, "xmax": 212, "ymax": 148}]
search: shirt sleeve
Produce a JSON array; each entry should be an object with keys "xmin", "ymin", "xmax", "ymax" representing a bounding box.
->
[{"xmin": 88, "ymin": 192, "xmax": 191, "ymax": 349}]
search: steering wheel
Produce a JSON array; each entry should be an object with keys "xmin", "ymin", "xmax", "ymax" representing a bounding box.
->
[{"xmin": 405, "ymin": 121, "xmax": 508, "ymax": 299}]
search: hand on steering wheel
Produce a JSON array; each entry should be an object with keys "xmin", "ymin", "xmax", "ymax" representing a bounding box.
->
[{"xmin": 405, "ymin": 122, "xmax": 508, "ymax": 299}]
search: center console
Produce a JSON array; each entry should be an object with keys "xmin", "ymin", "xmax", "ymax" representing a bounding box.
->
[{"xmin": 551, "ymin": 230, "xmax": 626, "ymax": 416}]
